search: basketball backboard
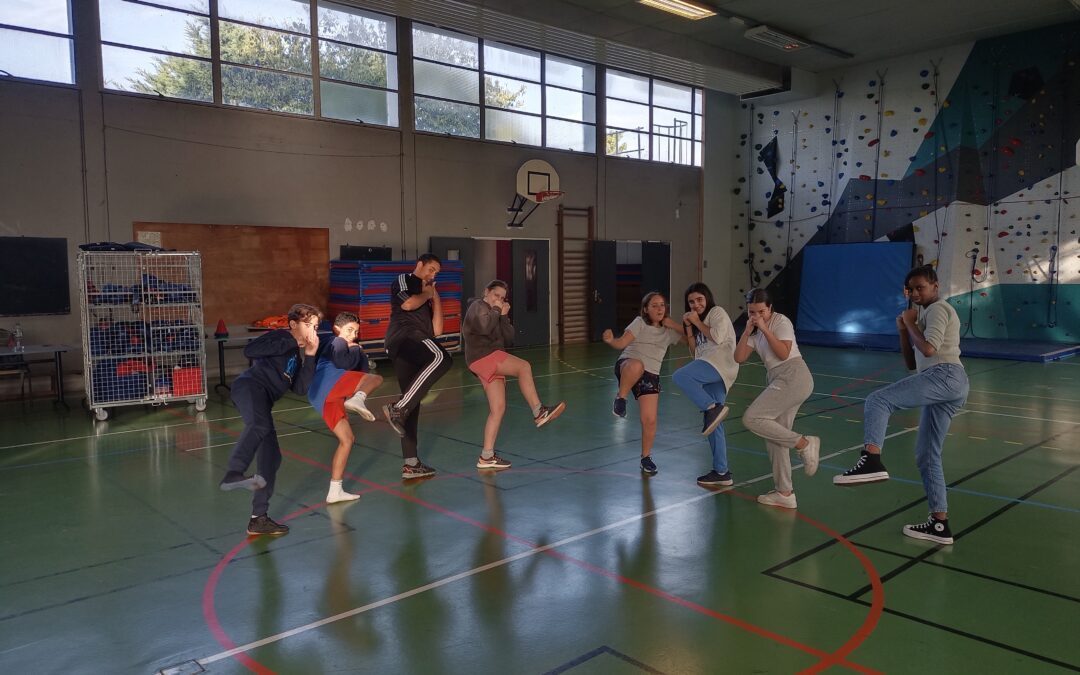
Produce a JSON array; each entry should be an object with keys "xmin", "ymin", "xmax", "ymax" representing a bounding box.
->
[
  {"xmin": 507, "ymin": 159, "xmax": 564, "ymax": 227},
  {"xmin": 516, "ymin": 159, "xmax": 560, "ymax": 203}
]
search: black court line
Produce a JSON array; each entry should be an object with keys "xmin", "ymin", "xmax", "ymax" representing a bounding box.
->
[
  {"xmin": 763, "ymin": 428, "xmax": 1078, "ymax": 576},
  {"xmin": 846, "ymin": 463, "xmax": 1080, "ymax": 599},
  {"xmin": 852, "ymin": 542, "xmax": 1080, "ymax": 604},
  {"xmin": 0, "ymin": 541, "xmax": 196, "ymax": 590},
  {"xmin": 0, "ymin": 528, "xmax": 342, "ymax": 623},
  {"xmin": 762, "ymin": 459, "xmax": 1080, "ymax": 671},
  {"xmin": 763, "ymin": 571, "xmax": 1080, "ymax": 673},
  {"xmin": 96, "ymin": 461, "xmax": 229, "ymax": 557},
  {"xmin": 542, "ymin": 645, "xmax": 667, "ymax": 675}
]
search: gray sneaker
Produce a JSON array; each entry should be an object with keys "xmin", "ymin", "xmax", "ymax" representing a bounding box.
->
[
  {"xmin": 535, "ymin": 402, "xmax": 566, "ymax": 427},
  {"xmin": 383, "ymin": 403, "xmax": 406, "ymax": 437},
  {"xmin": 219, "ymin": 472, "xmax": 266, "ymax": 492},
  {"xmin": 402, "ymin": 461, "xmax": 436, "ymax": 479}
]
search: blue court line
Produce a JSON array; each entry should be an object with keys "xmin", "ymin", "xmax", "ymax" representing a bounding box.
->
[
  {"xmin": 720, "ymin": 442, "xmax": 1080, "ymax": 515},
  {"xmin": 817, "ymin": 460, "xmax": 1080, "ymax": 515}
]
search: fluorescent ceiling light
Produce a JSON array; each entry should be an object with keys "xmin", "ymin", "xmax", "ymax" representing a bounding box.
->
[
  {"xmin": 638, "ymin": 0, "xmax": 717, "ymax": 21},
  {"xmin": 744, "ymin": 24, "xmax": 810, "ymax": 52}
]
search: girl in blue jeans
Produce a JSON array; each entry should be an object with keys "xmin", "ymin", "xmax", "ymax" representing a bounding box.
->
[
  {"xmin": 834, "ymin": 265, "xmax": 969, "ymax": 545},
  {"xmin": 672, "ymin": 283, "xmax": 740, "ymax": 487}
]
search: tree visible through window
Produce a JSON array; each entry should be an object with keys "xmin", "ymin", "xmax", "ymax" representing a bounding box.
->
[
  {"xmin": 412, "ymin": 25, "xmax": 530, "ymax": 139},
  {"xmin": 129, "ymin": 14, "xmax": 393, "ymax": 114}
]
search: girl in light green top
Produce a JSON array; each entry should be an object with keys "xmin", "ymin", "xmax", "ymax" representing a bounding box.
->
[{"xmin": 834, "ymin": 265, "xmax": 969, "ymax": 546}]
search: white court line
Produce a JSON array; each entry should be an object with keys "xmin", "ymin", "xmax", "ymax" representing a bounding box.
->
[
  {"xmin": 196, "ymin": 428, "xmax": 917, "ymax": 667},
  {"xmin": 0, "ymin": 431, "xmax": 312, "ymax": 470},
  {"xmin": 8, "ymin": 354, "xmax": 1075, "ymax": 452},
  {"xmin": 791, "ymin": 387, "xmax": 1080, "ymax": 427},
  {"xmin": 0, "ymin": 405, "xmax": 311, "ymax": 451},
  {"xmin": 742, "ymin": 360, "xmax": 1080, "ymax": 403},
  {"xmin": 0, "ymin": 358, "xmax": 625, "ymax": 452}
]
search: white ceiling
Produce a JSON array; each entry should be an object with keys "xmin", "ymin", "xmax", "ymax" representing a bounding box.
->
[{"xmin": 466, "ymin": 0, "xmax": 1079, "ymax": 74}]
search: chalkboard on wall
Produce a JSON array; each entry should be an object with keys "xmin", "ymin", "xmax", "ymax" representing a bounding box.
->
[{"xmin": 0, "ymin": 237, "xmax": 71, "ymax": 316}]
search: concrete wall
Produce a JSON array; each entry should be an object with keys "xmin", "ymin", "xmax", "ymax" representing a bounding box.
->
[{"xmin": 1, "ymin": 52, "xmax": 712, "ymax": 393}]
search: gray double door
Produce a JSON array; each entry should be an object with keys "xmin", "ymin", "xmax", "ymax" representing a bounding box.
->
[{"xmin": 589, "ymin": 240, "xmax": 671, "ymax": 342}]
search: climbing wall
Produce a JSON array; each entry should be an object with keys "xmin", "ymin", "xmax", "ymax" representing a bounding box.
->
[{"xmin": 732, "ymin": 21, "xmax": 1080, "ymax": 343}]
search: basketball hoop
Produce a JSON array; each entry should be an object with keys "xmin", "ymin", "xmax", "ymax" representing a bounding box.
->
[
  {"xmin": 507, "ymin": 159, "xmax": 563, "ymax": 227},
  {"xmin": 534, "ymin": 190, "xmax": 564, "ymax": 203}
]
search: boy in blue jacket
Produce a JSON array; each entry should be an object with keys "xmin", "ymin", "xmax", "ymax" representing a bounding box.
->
[{"xmin": 219, "ymin": 304, "xmax": 322, "ymax": 536}]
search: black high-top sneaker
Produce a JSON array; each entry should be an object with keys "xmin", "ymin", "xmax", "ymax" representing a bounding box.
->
[
  {"xmin": 833, "ymin": 450, "xmax": 889, "ymax": 485},
  {"xmin": 903, "ymin": 515, "xmax": 954, "ymax": 544}
]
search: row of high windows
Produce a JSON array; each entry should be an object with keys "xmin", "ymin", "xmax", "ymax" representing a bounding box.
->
[{"xmin": 0, "ymin": 0, "xmax": 703, "ymax": 164}]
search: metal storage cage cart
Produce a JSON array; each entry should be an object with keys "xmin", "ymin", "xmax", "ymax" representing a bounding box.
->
[{"xmin": 78, "ymin": 251, "xmax": 208, "ymax": 421}]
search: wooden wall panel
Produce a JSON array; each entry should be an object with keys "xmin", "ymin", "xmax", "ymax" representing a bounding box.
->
[{"xmin": 133, "ymin": 222, "xmax": 329, "ymax": 327}]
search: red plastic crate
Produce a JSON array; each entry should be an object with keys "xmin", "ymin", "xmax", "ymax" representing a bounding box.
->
[{"xmin": 172, "ymin": 366, "xmax": 203, "ymax": 397}]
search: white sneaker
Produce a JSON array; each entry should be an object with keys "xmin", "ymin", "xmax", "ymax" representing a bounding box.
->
[
  {"xmin": 326, "ymin": 482, "xmax": 361, "ymax": 504},
  {"xmin": 757, "ymin": 490, "xmax": 798, "ymax": 509},
  {"xmin": 344, "ymin": 393, "xmax": 376, "ymax": 421},
  {"xmin": 798, "ymin": 436, "xmax": 820, "ymax": 476}
]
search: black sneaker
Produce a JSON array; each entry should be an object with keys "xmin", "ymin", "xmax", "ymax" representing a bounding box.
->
[
  {"xmin": 534, "ymin": 402, "xmax": 566, "ymax": 428},
  {"xmin": 613, "ymin": 397, "xmax": 627, "ymax": 418},
  {"xmin": 247, "ymin": 514, "xmax": 289, "ymax": 536},
  {"xmin": 219, "ymin": 471, "xmax": 266, "ymax": 492},
  {"xmin": 702, "ymin": 405, "xmax": 729, "ymax": 436},
  {"xmin": 382, "ymin": 403, "xmax": 406, "ymax": 437},
  {"xmin": 902, "ymin": 515, "xmax": 954, "ymax": 545},
  {"xmin": 833, "ymin": 450, "xmax": 890, "ymax": 485},
  {"xmin": 402, "ymin": 461, "xmax": 436, "ymax": 479},
  {"xmin": 697, "ymin": 470, "xmax": 734, "ymax": 486},
  {"xmin": 640, "ymin": 456, "xmax": 658, "ymax": 475}
]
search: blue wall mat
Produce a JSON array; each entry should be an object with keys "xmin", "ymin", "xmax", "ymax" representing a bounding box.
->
[{"xmin": 798, "ymin": 242, "xmax": 913, "ymax": 335}]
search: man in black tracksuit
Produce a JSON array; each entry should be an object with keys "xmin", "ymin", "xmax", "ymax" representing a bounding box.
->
[
  {"xmin": 219, "ymin": 304, "xmax": 321, "ymax": 535},
  {"xmin": 382, "ymin": 254, "xmax": 453, "ymax": 479}
]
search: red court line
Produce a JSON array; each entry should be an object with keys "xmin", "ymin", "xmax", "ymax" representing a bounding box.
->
[
  {"xmin": 199, "ymin": 501, "xmax": 328, "ymax": 675},
  {"xmin": 796, "ymin": 515, "xmax": 884, "ymax": 674},
  {"xmin": 723, "ymin": 490, "xmax": 886, "ymax": 673},
  {"xmin": 180, "ymin": 410, "xmax": 881, "ymax": 672}
]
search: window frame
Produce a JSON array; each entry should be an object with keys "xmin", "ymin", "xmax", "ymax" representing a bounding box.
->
[
  {"xmin": 95, "ymin": 0, "xmax": 401, "ymax": 129},
  {"xmin": 605, "ymin": 67, "xmax": 704, "ymax": 166},
  {"xmin": 411, "ymin": 23, "xmax": 597, "ymax": 154},
  {"xmin": 0, "ymin": 0, "xmax": 77, "ymax": 87}
]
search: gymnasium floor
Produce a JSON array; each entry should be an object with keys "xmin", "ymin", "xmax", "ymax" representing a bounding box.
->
[{"xmin": 1, "ymin": 344, "xmax": 1078, "ymax": 674}]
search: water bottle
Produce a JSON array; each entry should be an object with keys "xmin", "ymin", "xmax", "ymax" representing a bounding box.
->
[{"xmin": 13, "ymin": 322, "xmax": 24, "ymax": 352}]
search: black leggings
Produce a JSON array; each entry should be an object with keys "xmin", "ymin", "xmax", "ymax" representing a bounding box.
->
[{"xmin": 389, "ymin": 338, "xmax": 452, "ymax": 459}]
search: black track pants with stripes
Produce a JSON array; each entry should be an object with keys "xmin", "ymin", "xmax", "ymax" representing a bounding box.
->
[{"xmin": 389, "ymin": 338, "xmax": 453, "ymax": 459}]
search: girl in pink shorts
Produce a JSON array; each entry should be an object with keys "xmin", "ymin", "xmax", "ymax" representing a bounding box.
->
[{"xmin": 462, "ymin": 280, "xmax": 565, "ymax": 469}]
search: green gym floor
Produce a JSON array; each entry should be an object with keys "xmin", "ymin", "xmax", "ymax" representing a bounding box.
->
[{"xmin": 1, "ymin": 344, "xmax": 1078, "ymax": 674}]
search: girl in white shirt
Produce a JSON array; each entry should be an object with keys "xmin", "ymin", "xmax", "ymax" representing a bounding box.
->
[
  {"xmin": 672, "ymin": 283, "xmax": 740, "ymax": 487},
  {"xmin": 603, "ymin": 291, "xmax": 685, "ymax": 475},
  {"xmin": 734, "ymin": 288, "xmax": 821, "ymax": 509}
]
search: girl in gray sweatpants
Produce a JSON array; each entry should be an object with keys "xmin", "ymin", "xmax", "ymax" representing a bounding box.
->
[{"xmin": 734, "ymin": 289, "xmax": 821, "ymax": 509}]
